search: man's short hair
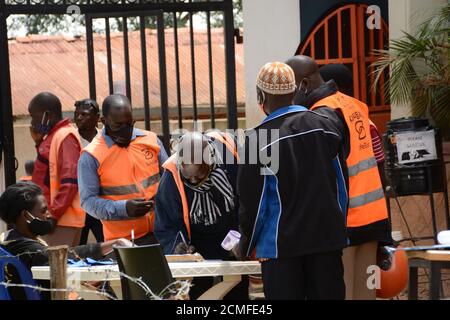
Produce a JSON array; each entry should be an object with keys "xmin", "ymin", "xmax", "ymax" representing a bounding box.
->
[
  {"xmin": 319, "ymin": 64, "xmax": 353, "ymax": 96},
  {"xmin": 175, "ymin": 132, "xmax": 218, "ymax": 166},
  {"xmin": 28, "ymin": 92, "xmax": 62, "ymax": 117},
  {"xmin": 74, "ymin": 99, "xmax": 100, "ymax": 114},
  {"xmin": 102, "ymin": 94, "xmax": 131, "ymax": 117},
  {"xmin": 24, "ymin": 160, "xmax": 35, "ymax": 176},
  {"xmin": 0, "ymin": 182, "xmax": 42, "ymax": 225}
]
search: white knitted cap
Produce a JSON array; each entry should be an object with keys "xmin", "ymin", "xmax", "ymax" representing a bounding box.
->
[{"xmin": 256, "ymin": 62, "xmax": 296, "ymax": 95}]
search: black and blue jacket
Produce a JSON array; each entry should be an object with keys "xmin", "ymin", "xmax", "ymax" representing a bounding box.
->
[{"xmin": 238, "ymin": 105, "xmax": 350, "ymax": 259}]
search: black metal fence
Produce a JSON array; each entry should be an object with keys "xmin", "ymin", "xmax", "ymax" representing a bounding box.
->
[{"xmin": 0, "ymin": 0, "xmax": 238, "ymax": 186}]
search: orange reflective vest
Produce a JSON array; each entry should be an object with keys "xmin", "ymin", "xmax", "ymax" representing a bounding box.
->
[
  {"xmin": 83, "ymin": 130, "xmax": 161, "ymax": 241},
  {"xmin": 49, "ymin": 126, "xmax": 85, "ymax": 228},
  {"xmin": 311, "ymin": 92, "xmax": 388, "ymax": 227},
  {"xmin": 162, "ymin": 131, "xmax": 238, "ymax": 239}
]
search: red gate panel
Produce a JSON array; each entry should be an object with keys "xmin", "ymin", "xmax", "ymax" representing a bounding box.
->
[{"xmin": 297, "ymin": 4, "xmax": 390, "ymax": 133}]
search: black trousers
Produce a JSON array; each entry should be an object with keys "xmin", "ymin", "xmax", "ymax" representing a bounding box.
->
[
  {"xmin": 261, "ymin": 250, "xmax": 345, "ymax": 300},
  {"xmin": 79, "ymin": 214, "xmax": 104, "ymax": 245}
]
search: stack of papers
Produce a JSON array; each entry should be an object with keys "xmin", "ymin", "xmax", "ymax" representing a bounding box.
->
[{"xmin": 165, "ymin": 253, "xmax": 204, "ymax": 262}]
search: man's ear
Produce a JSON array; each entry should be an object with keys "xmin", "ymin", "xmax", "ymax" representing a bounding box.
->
[{"xmin": 20, "ymin": 209, "xmax": 29, "ymax": 222}]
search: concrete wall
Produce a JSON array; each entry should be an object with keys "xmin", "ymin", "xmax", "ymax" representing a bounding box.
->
[
  {"xmin": 388, "ymin": 0, "xmax": 448, "ymax": 120},
  {"xmin": 12, "ymin": 117, "xmax": 246, "ymax": 178},
  {"xmin": 242, "ymin": 0, "xmax": 301, "ymax": 128},
  {"xmin": 14, "ymin": 122, "xmax": 37, "ymax": 180}
]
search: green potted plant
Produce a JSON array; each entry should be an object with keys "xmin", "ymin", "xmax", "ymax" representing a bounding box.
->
[{"xmin": 372, "ymin": 3, "xmax": 450, "ymax": 142}]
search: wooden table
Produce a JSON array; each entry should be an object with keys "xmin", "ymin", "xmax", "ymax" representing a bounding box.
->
[
  {"xmin": 406, "ymin": 250, "xmax": 450, "ymax": 300},
  {"xmin": 31, "ymin": 260, "xmax": 261, "ymax": 300}
]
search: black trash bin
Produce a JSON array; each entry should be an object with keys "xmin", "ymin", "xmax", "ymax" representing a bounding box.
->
[{"xmin": 383, "ymin": 117, "xmax": 445, "ymax": 196}]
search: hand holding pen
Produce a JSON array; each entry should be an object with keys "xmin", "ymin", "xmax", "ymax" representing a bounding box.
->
[{"xmin": 173, "ymin": 231, "xmax": 196, "ymax": 254}]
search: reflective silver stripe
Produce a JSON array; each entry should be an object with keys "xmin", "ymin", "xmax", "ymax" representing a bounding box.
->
[
  {"xmin": 99, "ymin": 184, "xmax": 139, "ymax": 196},
  {"xmin": 348, "ymin": 157, "xmax": 377, "ymax": 177},
  {"xmin": 99, "ymin": 174, "xmax": 159, "ymax": 196},
  {"xmin": 141, "ymin": 174, "xmax": 160, "ymax": 189},
  {"xmin": 349, "ymin": 188, "xmax": 385, "ymax": 209}
]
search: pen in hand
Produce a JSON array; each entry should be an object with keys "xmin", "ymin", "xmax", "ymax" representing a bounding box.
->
[
  {"xmin": 179, "ymin": 230, "xmax": 187, "ymax": 246},
  {"xmin": 174, "ymin": 231, "xmax": 195, "ymax": 254}
]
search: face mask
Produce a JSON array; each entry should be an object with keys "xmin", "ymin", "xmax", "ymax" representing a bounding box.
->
[
  {"xmin": 26, "ymin": 211, "xmax": 53, "ymax": 236},
  {"xmin": 33, "ymin": 112, "xmax": 51, "ymax": 135},
  {"xmin": 105, "ymin": 123, "xmax": 134, "ymax": 147},
  {"xmin": 293, "ymin": 79, "xmax": 309, "ymax": 105}
]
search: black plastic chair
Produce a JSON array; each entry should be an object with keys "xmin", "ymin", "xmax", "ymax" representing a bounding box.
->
[{"xmin": 113, "ymin": 244, "xmax": 175, "ymax": 300}]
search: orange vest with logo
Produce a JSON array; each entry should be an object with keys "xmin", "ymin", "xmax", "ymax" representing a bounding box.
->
[
  {"xmin": 83, "ymin": 130, "xmax": 161, "ymax": 241},
  {"xmin": 49, "ymin": 126, "xmax": 85, "ymax": 228},
  {"xmin": 311, "ymin": 92, "xmax": 388, "ymax": 227},
  {"xmin": 162, "ymin": 132, "xmax": 238, "ymax": 239}
]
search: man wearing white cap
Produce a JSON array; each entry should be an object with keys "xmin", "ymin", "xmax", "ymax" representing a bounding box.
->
[{"xmin": 237, "ymin": 62, "xmax": 350, "ymax": 299}]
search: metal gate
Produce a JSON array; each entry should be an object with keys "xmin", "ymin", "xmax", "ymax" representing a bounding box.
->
[
  {"xmin": 0, "ymin": 0, "xmax": 238, "ymax": 187},
  {"xmin": 296, "ymin": 3, "xmax": 390, "ymax": 133},
  {"xmin": 85, "ymin": 10, "xmax": 170, "ymax": 147}
]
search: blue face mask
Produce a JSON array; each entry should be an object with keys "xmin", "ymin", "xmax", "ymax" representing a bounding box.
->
[{"xmin": 32, "ymin": 112, "xmax": 51, "ymax": 135}]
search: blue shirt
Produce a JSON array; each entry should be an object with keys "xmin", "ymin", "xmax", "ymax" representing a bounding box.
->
[
  {"xmin": 78, "ymin": 128, "xmax": 169, "ymax": 220},
  {"xmin": 261, "ymin": 105, "xmax": 308, "ymax": 125}
]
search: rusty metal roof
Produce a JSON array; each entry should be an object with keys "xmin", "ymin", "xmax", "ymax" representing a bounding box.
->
[{"xmin": 9, "ymin": 28, "xmax": 245, "ymax": 117}]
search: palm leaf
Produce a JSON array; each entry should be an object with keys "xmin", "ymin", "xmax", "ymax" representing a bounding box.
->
[
  {"xmin": 371, "ymin": 3, "xmax": 450, "ymax": 132},
  {"xmin": 429, "ymin": 86, "xmax": 450, "ymax": 130}
]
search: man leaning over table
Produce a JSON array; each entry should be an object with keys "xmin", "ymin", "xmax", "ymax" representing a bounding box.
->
[{"xmin": 154, "ymin": 131, "xmax": 249, "ymax": 300}]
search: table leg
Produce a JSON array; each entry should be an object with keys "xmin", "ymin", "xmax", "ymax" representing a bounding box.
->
[
  {"xmin": 109, "ymin": 280, "xmax": 122, "ymax": 300},
  {"xmin": 197, "ymin": 275, "xmax": 241, "ymax": 300},
  {"xmin": 444, "ymin": 189, "xmax": 450, "ymax": 230},
  {"xmin": 429, "ymin": 263, "xmax": 441, "ymax": 300},
  {"xmin": 386, "ymin": 195, "xmax": 392, "ymax": 228},
  {"xmin": 408, "ymin": 265, "xmax": 418, "ymax": 300},
  {"xmin": 426, "ymin": 167, "xmax": 438, "ymax": 243}
]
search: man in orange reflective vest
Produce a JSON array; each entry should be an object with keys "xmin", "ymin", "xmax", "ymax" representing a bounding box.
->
[
  {"xmin": 28, "ymin": 92, "xmax": 85, "ymax": 247},
  {"xmin": 319, "ymin": 64, "xmax": 388, "ymax": 186},
  {"xmin": 154, "ymin": 131, "xmax": 248, "ymax": 299},
  {"xmin": 286, "ymin": 55, "xmax": 393, "ymax": 300},
  {"xmin": 78, "ymin": 94, "xmax": 168, "ymax": 244}
]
